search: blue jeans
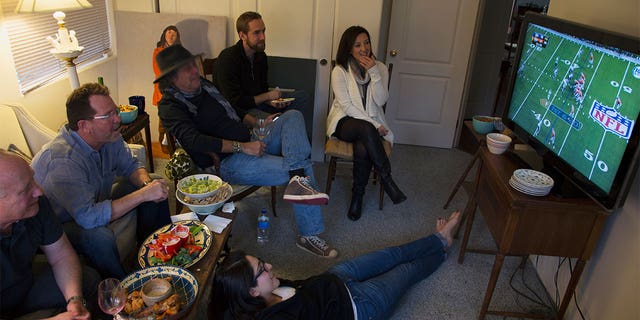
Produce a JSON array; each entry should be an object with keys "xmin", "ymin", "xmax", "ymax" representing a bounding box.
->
[
  {"xmin": 220, "ymin": 110, "xmax": 324, "ymax": 236},
  {"xmin": 328, "ymin": 234, "xmax": 446, "ymax": 320}
]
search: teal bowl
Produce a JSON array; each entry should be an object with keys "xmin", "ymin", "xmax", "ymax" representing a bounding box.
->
[
  {"xmin": 119, "ymin": 105, "xmax": 138, "ymax": 124},
  {"xmin": 472, "ymin": 115, "xmax": 496, "ymax": 135}
]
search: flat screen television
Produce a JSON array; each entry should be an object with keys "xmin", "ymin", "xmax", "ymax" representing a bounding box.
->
[{"xmin": 502, "ymin": 12, "xmax": 640, "ymax": 211}]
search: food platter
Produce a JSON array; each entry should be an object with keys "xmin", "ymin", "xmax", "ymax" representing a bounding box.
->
[
  {"xmin": 121, "ymin": 265, "xmax": 198, "ymax": 320},
  {"xmin": 138, "ymin": 220, "xmax": 212, "ymax": 268},
  {"xmin": 272, "ymin": 97, "xmax": 295, "ymax": 104}
]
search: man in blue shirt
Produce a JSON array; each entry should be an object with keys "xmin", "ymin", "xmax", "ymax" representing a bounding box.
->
[{"xmin": 32, "ymin": 83, "xmax": 171, "ymax": 278}]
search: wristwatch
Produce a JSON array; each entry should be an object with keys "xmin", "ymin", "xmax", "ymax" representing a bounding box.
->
[
  {"xmin": 232, "ymin": 141, "xmax": 242, "ymax": 153},
  {"xmin": 67, "ymin": 295, "xmax": 86, "ymax": 307},
  {"xmin": 142, "ymin": 179, "xmax": 153, "ymax": 187}
]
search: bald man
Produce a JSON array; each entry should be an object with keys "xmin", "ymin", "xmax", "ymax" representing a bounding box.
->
[{"xmin": 0, "ymin": 150, "xmax": 99, "ymax": 319}]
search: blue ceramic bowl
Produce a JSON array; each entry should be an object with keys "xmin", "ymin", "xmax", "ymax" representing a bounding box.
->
[
  {"xmin": 472, "ymin": 115, "xmax": 496, "ymax": 135},
  {"xmin": 119, "ymin": 105, "xmax": 138, "ymax": 124}
]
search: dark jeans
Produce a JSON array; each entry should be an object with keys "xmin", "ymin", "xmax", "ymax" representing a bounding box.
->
[
  {"xmin": 9, "ymin": 260, "xmax": 100, "ymax": 319},
  {"xmin": 65, "ymin": 176, "xmax": 171, "ymax": 279}
]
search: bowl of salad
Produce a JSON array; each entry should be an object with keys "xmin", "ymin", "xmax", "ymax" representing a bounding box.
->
[
  {"xmin": 177, "ymin": 174, "xmax": 223, "ymax": 200},
  {"xmin": 176, "ymin": 183, "xmax": 233, "ymax": 215}
]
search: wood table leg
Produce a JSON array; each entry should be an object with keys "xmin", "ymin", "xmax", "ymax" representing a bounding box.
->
[
  {"xmin": 557, "ymin": 259, "xmax": 586, "ymax": 320},
  {"xmin": 143, "ymin": 118, "xmax": 154, "ymax": 172},
  {"xmin": 457, "ymin": 201, "xmax": 477, "ymax": 264},
  {"xmin": 443, "ymin": 150, "xmax": 480, "ymax": 209},
  {"xmin": 478, "ymin": 253, "xmax": 506, "ymax": 320}
]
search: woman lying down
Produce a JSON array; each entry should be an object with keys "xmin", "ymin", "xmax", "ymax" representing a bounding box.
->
[{"xmin": 212, "ymin": 211, "xmax": 461, "ymax": 319}]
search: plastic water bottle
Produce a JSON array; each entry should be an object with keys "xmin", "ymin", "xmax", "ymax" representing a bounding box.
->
[{"xmin": 257, "ymin": 208, "xmax": 270, "ymax": 245}]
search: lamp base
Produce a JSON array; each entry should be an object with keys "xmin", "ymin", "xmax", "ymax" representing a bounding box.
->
[
  {"xmin": 51, "ymin": 49, "xmax": 83, "ymax": 90},
  {"xmin": 50, "ymin": 49, "xmax": 82, "ymax": 60}
]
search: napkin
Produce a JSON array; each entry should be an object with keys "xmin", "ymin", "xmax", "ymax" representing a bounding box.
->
[
  {"xmin": 171, "ymin": 212, "xmax": 199, "ymax": 222},
  {"xmin": 204, "ymin": 215, "xmax": 232, "ymax": 234}
]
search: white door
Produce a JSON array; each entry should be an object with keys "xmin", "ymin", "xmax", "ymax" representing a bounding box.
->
[{"xmin": 385, "ymin": 0, "xmax": 480, "ymax": 147}]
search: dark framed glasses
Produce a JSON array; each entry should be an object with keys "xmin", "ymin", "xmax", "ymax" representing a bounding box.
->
[{"xmin": 253, "ymin": 258, "xmax": 266, "ymax": 282}]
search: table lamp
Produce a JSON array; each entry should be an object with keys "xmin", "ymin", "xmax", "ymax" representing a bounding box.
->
[{"xmin": 15, "ymin": 0, "xmax": 93, "ymax": 90}]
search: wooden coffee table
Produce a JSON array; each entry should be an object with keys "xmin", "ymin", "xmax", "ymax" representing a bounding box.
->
[{"xmin": 181, "ymin": 209, "xmax": 235, "ymax": 319}]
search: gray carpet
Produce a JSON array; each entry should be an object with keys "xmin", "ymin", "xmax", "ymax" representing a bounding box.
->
[{"xmin": 154, "ymin": 145, "xmax": 553, "ymax": 319}]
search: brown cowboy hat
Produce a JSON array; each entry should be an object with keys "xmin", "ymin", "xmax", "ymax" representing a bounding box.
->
[{"xmin": 153, "ymin": 44, "xmax": 201, "ymax": 83}]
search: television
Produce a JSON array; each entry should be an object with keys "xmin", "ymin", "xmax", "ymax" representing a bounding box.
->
[{"xmin": 502, "ymin": 12, "xmax": 640, "ymax": 211}]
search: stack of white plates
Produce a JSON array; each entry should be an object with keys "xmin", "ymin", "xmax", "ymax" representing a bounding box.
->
[{"xmin": 509, "ymin": 169, "xmax": 554, "ymax": 196}]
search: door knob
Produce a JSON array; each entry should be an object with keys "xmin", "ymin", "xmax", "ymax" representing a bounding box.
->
[
  {"xmin": 320, "ymin": 59, "xmax": 328, "ymax": 65},
  {"xmin": 390, "ymin": 49, "xmax": 398, "ymax": 57}
]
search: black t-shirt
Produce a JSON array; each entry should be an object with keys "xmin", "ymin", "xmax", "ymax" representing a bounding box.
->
[
  {"xmin": 1, "ymin": 197, "xmax": 63, "ymax": 316},
  {"xmin": 256, "ymin": 273, "xmax": 355, "ymax": 320}
]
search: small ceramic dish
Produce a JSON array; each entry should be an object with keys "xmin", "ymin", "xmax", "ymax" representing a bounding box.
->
[{"xmin": 141, "ymin": 278, "xmax": 172, "ymax": 307}]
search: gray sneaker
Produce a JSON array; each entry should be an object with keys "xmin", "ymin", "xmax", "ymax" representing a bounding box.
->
[
  {"xmin": 296, "ymin": 235, "xmax": 338, "ymax": 258},
  {"xmin": 283, "ymin": 176, "xmax": 329, "ymax": 205}
]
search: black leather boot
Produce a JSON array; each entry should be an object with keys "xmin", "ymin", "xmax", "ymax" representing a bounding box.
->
[
  {"xmin": 347, "ymin": 192, "xmax": 364, "ymax": 221},
  {"xmin": 349, "ymin": 157, "xmax": 370, "ymax": 221},
  {"xmin": 380, "ymin": 174, "xmax": 407, "ymax": 204}
]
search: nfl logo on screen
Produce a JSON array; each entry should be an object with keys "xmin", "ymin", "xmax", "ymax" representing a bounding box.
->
[{"xmin": 589, "ymin": 100, "xmax": 634, "ymax": 139}]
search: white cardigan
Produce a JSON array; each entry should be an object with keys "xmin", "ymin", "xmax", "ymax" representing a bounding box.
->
[{"xmin": 326, "ymin": 61, "xmax": 393, "ymax": 144}]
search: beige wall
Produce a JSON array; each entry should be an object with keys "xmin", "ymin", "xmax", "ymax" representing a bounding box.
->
[
  {"xmin": 535, "ymin": 2, "xmax": 640, "ymax": 319},
  {"xmin": 0, "ymin": 0, "xmax": 384, "ymax": 144}
]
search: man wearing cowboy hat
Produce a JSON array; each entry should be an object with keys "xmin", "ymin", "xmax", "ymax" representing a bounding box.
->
[
  {"xmin": 32, "ymin": 83, "xmax": 172, "ymax": 278},
  {"xmin": 156, "ymin": 45, "xmax": 338, "ymax": 258}
]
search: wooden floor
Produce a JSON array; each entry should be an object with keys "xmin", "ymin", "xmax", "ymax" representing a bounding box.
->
[{"xmin": 152, "ymin": 142, "xmax": 170, "ymax": 159}]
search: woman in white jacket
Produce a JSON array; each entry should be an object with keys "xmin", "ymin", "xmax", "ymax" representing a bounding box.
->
[{"xmin": 326, "ymin": 26, "xmax": 406, "ymax": 221}]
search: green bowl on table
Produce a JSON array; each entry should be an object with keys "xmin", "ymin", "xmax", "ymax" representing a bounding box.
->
[{"xmin": 472, "ymin": 115, "xmax": 498, "ymax": 135}]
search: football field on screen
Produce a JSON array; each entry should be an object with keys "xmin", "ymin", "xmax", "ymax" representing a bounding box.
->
[{"xmin": 507, "ymin": 24, "xmax": 640, "ymax": 192}]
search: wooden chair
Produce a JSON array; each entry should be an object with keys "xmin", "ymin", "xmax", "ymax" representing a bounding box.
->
[
  {"xmin": 324, "ymin": 63, "xmax": 393, "ymax": 210},
  {"xmin": 200, "ymin": 58, "xmax": 217, "ymax": 82},
  {"xmin": 166, "ymin": 128, "xmax": 277, "ymax": 216}
]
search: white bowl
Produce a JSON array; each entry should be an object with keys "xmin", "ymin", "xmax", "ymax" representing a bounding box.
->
[
  {"xmin": 177, "ymin": 174, "xmax": 223, "ymax": 200},
  {"xmin": 176, "ymin": 183, "xmax": 233, "ymax": 215},
  {"xmin": 486, "ymin": 133, "xmax": 512, "ymax": 146},
  {"xmin": 487, "ymin": 144, "xmax": 509, "ymax": 155},
  {"xmin": 486, "ymin": 133, "xmax": 511, "ymax": 155}
]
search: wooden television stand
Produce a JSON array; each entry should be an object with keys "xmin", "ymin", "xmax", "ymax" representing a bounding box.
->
[{"xmin": 457, "ymin": 139, "xmax": 609, "ymax": 319}]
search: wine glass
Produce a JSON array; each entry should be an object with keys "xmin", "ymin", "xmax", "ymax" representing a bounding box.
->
[
  {"xmin": 98, "ymin": 278, "xmax": 127, "ymax": 319},
  {"xmin": 253, "ymin": 118, "xmax": 270, "ymax": 141}
]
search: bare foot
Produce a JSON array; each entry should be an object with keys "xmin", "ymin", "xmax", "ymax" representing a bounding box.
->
[{"xmin": 436, "ymin": 210, "xmax": 461, "ymax": 248}]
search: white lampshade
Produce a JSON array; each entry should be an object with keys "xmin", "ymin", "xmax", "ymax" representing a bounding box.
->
[{"xmin": 15, "ymin": 0, "xmax": 92, "ymax": 13}]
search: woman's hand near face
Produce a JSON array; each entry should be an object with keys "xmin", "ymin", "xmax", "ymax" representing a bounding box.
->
[
  {"xmin": 357, "ymin": 55, "xmax": 376, "ymax": 70},
  {"xmin": 378, "ymin": 125, "xmax": 389, "ymax": 136}
]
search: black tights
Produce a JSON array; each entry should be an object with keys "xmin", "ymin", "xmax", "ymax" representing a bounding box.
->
[{"xmin": 333, "ymin": 117, "xmax": 391, "ymax": 193}]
